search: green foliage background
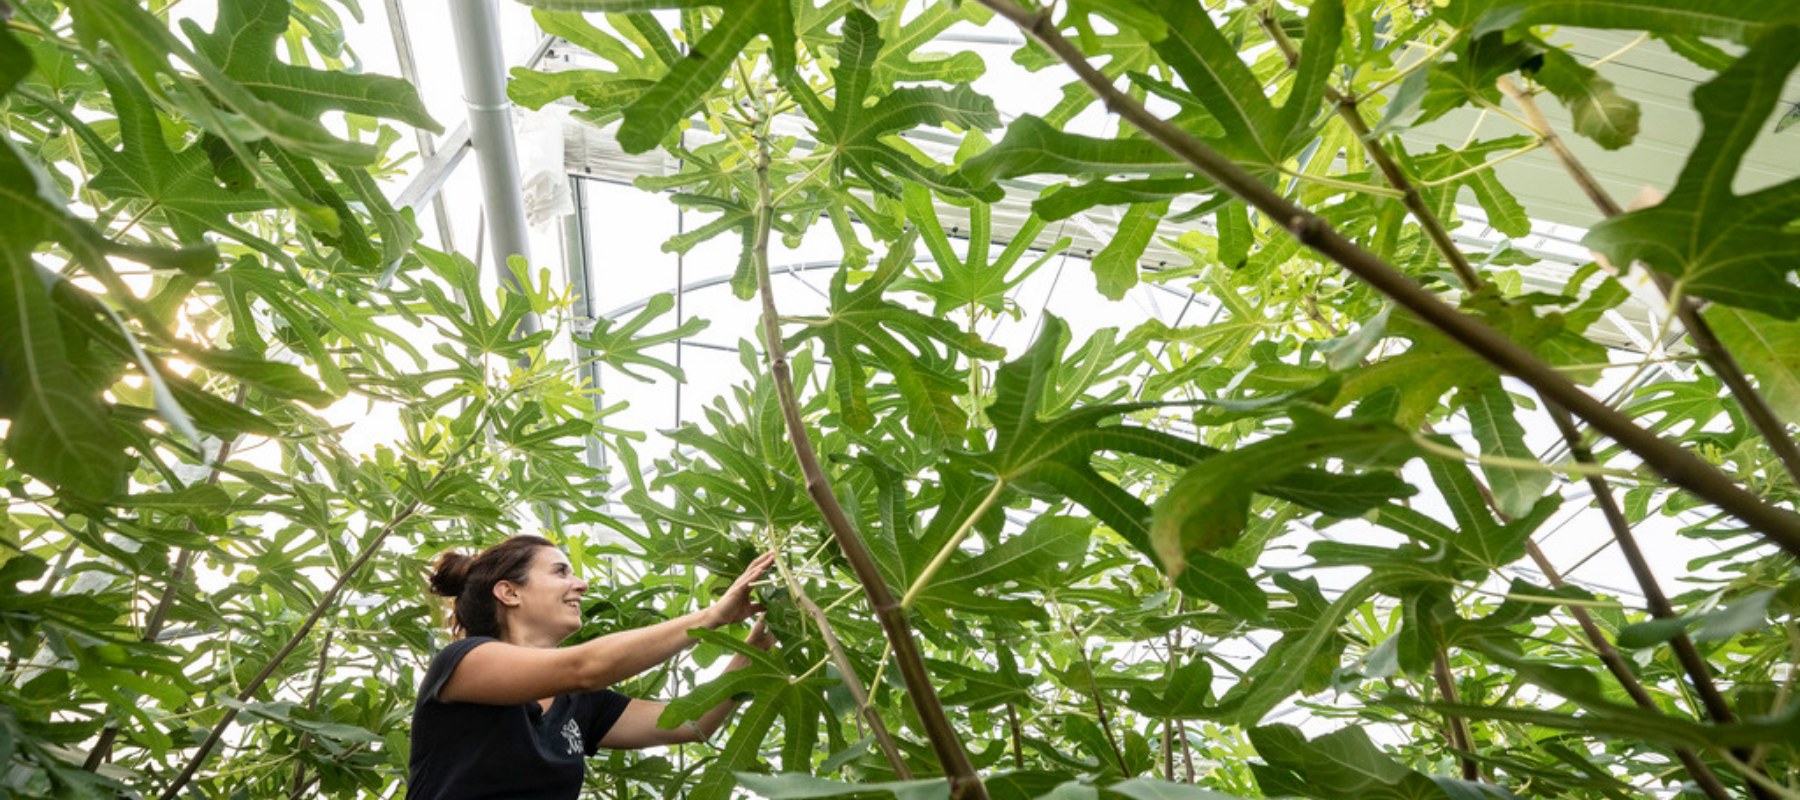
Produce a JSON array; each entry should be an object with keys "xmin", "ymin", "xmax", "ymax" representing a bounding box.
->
[{"xmin": 0, "ymin": 0, "xmax": 1797, "ymax": 799}]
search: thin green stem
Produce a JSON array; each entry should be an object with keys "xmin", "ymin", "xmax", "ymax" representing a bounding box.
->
[
  {"xmin": 1590, "ymin": 32, "xmax": 1650, "ymax": 69},
  {"xmin": 770, "ymin": 154, "xmax": 835, "ymax": 207},
  {"xmin": 1356, "ymin": 29, "xmax": 1461, "ymax": 102},
  {"xmin": 901, "ymin": 481, "xmax": 1006, "ymax": 609},
  {"xmin": 1411, "ymin": 433, "xmax": 1644, "ymax": 481},
  {"xmin": 1718, "ymin": 749, "xmax": 1800, "ymax": 800},
  {"xmin": 1273, "ymin": 165, "xmax": 1406, "ymax": 198},
  {"xmin": 1415, "ymin": 140, "xmax": 1543, "ymax": 187},
  {"xmin": 767, "ymin": 527, "xmax": 912, "ymax": 778}
]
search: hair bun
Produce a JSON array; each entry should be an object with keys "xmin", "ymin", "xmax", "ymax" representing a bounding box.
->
[{"xmin": 429, "ymin": 551, "xmax": 475, "ymax": 597}]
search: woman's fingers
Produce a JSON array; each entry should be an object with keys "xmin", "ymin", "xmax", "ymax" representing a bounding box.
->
[
  {"xmin": 733, "ymin": 551, "xmax": 778, "ymax": 591},
  {"xmin": 710, "ymin": 552, "xmax": 779, "ymax": 627}
]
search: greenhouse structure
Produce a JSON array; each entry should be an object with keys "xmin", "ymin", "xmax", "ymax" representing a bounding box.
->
[{"xmin": 1, "ymin": 0, "xmax": 1798, "ymax": 798}]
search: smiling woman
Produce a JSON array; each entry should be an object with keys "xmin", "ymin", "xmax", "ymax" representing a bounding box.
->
[{"xmin": 408, "ymin": 536, "xmax": 777, "ymax": 800}]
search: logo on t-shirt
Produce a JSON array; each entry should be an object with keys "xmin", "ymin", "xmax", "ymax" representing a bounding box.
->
[{"xmin": 560, "ymin": 718, "xmax": 582, "ymax": 756}]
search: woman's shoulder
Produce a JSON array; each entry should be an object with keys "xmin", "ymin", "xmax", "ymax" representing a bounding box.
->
[
  {"xmin": 436, "ymin": 635, "xmax": 498, "ymax": 660},
  {"xmin": 417, "ymin": 636, "xmax": 500, "ymax": 705}
]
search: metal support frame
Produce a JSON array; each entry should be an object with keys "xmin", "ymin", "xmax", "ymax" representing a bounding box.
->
[
  {"xmin": 383, "ymin": 0, "xmax": 457, "ymax": 253},
  {"xmin": 449, "ymin": 0, "xmax": 540, "ymax": 335},
  {"xmin": 382, "ymin": 33, "xmax": 556, "ymax": 291},
  {"xmin": 562, "ymin": 176, "xmax": 608, "ymax": 471}
]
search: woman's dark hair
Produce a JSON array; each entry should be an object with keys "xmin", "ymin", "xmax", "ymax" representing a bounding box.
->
[{"xmin": 428, "ymin": 535, "xmax": 556, "ymax": 638}]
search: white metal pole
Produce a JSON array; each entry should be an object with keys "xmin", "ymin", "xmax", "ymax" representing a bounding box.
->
[{"xmin": 449, "ymin": 0, "xmax": 539, "ymax": 335}]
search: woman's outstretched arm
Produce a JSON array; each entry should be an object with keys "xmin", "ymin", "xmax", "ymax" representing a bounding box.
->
[
  {"xmin": 438, "ymin": 552, "xmax": 776, "ymax": 705},
  {"xmin": 600, "ymin": 618, "xmax": 776, "ymax": 749}
]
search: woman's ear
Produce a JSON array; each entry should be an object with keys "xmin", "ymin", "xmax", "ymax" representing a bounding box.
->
[{"xmin": 494, "ymin": 580, "xmax": 522, "ymax": 608}]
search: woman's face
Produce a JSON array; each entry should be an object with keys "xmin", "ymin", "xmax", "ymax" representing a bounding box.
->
[{"xmin": 504, "ymin": 546, "xmax": 589, "ymax": 644}]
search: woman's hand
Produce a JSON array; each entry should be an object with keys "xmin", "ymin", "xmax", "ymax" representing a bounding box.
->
[
  {"xmin": 745, "ymin": 618, "xmax": 775, "ymax": 651},
  {"xmin": 705, "ymin": 551, "xmax": 777, "ymax": 628}
]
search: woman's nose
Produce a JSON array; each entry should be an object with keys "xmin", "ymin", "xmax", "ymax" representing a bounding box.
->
[{"xmin": 575, "ymin": 577, "xmax": 589, "ymax": 594}]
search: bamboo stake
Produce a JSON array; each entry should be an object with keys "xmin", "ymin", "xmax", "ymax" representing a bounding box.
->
[{"xmin": 747, "ymin": 116, "xmax": 987, "ymax": 799}]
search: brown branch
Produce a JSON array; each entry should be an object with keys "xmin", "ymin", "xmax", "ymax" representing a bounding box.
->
[
  {"xmin": 973, "ymin": 0, "xmax": 1800, "ymax": 561},
  {"xmin": 1257, "ymin": 8, "xmax": 1482, "ymax": 295},
  {"xmin": 1496, "ymin": 78, "xmax": 1800, "ymax": 491},
  {"xmin": 1522, "ymin": 536, "xmax": 1735, "ymax": 800},
  {"xmin": 1008, "ymin": 704, "xmax": 1025, "ymax": 770},
  {"xmin": 748, "ymin": 125, "xmax": 986, "ymax": 800},
  {"xmin": 1491, "ymin": 81, "xmax": 1623, "ymax": 219},
  {"xmin": 288, "ymin": 629, "xmax": 336, "ymax": 798},
  {"xmin": 1431, "ymin": 652, "xmax": 1483, "ymax": 782},
  {"xmin": 1542, "ymin": 401, "xmax": 1771, "ymax": 800},
  {"xmin": 156, "ymin": 434, "xmax": 480, "ymax": 800},
  {"xmin": 87, "ymin": 390, "xmax": 249, "ymax": 772},
  {"xmin": 1487, "ymin": 76, "xmax": 1781, "ymax": 798},
  {"xmin": 1068, "ymin": 619, "xmax": 1131, "ymax": 778},
  {"xmin": 1263, "ymin": 17, "xmax": 1739, "ymax": 798}
]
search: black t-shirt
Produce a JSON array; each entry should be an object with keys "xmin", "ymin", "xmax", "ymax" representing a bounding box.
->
[{"xmin": 406, "ymin": 637, "xmax": 632, "ymax": 800}]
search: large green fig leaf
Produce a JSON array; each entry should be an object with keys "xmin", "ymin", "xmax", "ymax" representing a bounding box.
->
[
  {"xmin": 909, "ymin": 515, "xmax": 1092, "ymax": 618},
  {"xmin": 938, "ymin": 317, "xmax": 1412, "ymax": 621},
  {"xmin": 0, "ymin": 141, "xmax": 127, "ymax": 499},
  {"xmin": 574, "ymin": 293, "xmax": 710, "ymax": 382},
  {"xmin": 960, "ymin": 115, "xmax": 1193, "ymax": 188},
  {"xmin": 80, "ymin": 59, "xmax": 280, "ymax": 250},
  {"xmin": 1010, "ymin": 11, "xmax": 1158, "ymax": 129},
  {"xmin": 1703, "ymin": 306, "xmax": 1800, "ymax": 425},
  {"xmin": 1334, "ymin": 292, "xmax": 1606, "ymax": 428},
  {"xmin": 897, "ymin": 183, "xmax": 1069, "ymax": 316},
  {"xmin": 1439, "ymin": 0, "xmax": 1800, "ymax": 44},
  {"xmin": 507, "ymin": 8, "xmax": 676, "ymax": 127},
  {"xmin": 179, "ymin": 0, "xmax": 439, "ymax": 132},
  {"xmin": 516, "ymin": 0, "xmax": 798, "ymax": 155},
  {"xmin": 786, "ymin": 10, "xmax": 1000, "ymax": 201},
  {"xmin": 966, "ymin": 0, "xmax": 1345, "ymax": 295},
  {"xmin": 1585, "ymin": 27, "xmax": 1800, "ymax": 318},
  {"xmin": 659, "ymin": 630, "xmax": 833, "ymax": 800},
  {"xmin": 1148, "ymin": 408, "xmax": 1419, "ymax": 580},
  {"xmin": 1457, "ymin": 379, "xmax": 1552, "ymax": 519},
  {"xmin": 1250, "ymin": 724, "xmax": 1518, "ymax": 800},
  {"xmin": 1409, "ymin": 136, "xmax": 1534, "ymax": 239},
  {"xmin": 1141, "ymin": 0, "xmax": 1342, "ymax": 163},
  {"xmin": 783, "ymin": 230, "xmax": 1004, "ymax": 444},
  {"xmin": 66, "ymin": 0, "xmax": 382, "ymax": 165},
  {"xmin": 636, "ymin": 138, "xmax": 823, "ymax": 299},
  {"xmin": 869, "ymin": 0, "xmax": 992, "ymax": 87}
]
